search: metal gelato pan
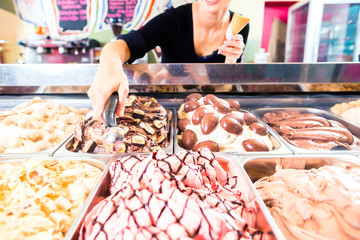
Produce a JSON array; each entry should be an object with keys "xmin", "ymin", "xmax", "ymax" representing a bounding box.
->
[
  {"xmin": 53, "ymin": 109, "xmax": 175, "ymax": 156},
  {"xmin": 252, "ymin": 107, "xmax": 360, "ymax": 154},
  {"xmin": 175, "ymin": 109, "xmax": 293, "ymax": 155},
  {"xmin": 0, "ymin": 96, "xmax": 91, "ymax": 157},
  {"xmin": 242, "ymin": 154, "xmax": 360, "ymax": 240},
  {"xmin": 66, "ymin": 153, "xmax": 281, "ymax": 240},
  {"xmin": 0, "ymin": 156, "xmax": 107, "ymax": 240}
]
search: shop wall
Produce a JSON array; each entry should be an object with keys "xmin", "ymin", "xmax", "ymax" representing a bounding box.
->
[
  {"xmin": 230, "ymin": 0, "xmax": 265, "ymax": 62},
  {"xmin": 0, "ymin": 0, "xmax": 15, "ymax": 13},
  {"xmin": 0, "ymin": 1, "xmax": 34, "ymax": 63}
]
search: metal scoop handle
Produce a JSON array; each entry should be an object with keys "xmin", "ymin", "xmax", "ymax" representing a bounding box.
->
[{"xmin": 102, "ymin": 92, "xmax": 119, "ymax": 128}]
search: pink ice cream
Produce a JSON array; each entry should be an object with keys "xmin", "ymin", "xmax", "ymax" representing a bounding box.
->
[
  {"xmin": 255, "ymin": 161, "xmax": 360, "ymax": 240},
  {"xmin": 79, "ymin": 149, "xmax": 274, "ymax": 240}
]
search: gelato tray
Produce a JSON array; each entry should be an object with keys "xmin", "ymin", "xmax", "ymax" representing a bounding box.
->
[
  {"xmin": 67, "ymin": 149, "xmax": 279, "ymax": 240},
  {"xmin": 56, "ymin": 95, "xmax": 173, "ymax": 155},
  {"xmin": 176, "ymin": 93, "xmax": 292, "ymax": 155},
  {"xmin": 243, "ymin": 155, "xmax": 360, "ymax": 240},
  {"xmin": 0, "ymin": 97, "xmax": 90, "ymax": 156},
  {"xmin": 54, "ymin": 109, "xmax": 174, "ymax": 156},
  {"xmin": 253, "ymin": 108, "xmax": 360, "ymax": 154},
  {"xmin": 0, "ymin": 156, "xmax": 105, "ymax": 240}
]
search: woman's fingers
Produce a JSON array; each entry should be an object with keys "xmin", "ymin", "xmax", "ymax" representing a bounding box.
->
[
  {"xmin": 116, "ymin": 82, "xmax": 129, "ymax": 117},
  {"xmin": 218, "ymin": 34, "xmax": 245, "ymax": 60}
]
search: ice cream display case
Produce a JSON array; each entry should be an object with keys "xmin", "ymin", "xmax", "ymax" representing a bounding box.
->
[
  {"xmin": 285, "ymin": 0, "xmax": 360, "ymax": 62},
  {"xmin": 0, "ymin": 62, "xmax": 360, "ymax": 240}
]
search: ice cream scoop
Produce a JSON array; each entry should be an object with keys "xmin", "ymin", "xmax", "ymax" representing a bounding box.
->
[{"xmin": 102, "ymin": 92, "xmax": 126, "ymax": 153}]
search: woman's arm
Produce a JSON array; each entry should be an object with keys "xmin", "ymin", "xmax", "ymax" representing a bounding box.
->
[{"xmin": 87, "ymin": 39, "xmax": 130, "ymax": 121}]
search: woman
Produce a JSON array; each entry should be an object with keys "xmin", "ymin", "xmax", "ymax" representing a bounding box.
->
[{"xmin": 88, "ymin": 0, "xmax": 249, "ymax": 121}]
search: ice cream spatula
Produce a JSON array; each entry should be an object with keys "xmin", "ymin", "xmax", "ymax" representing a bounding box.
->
[
  {"xmin": 102, "ymin": 92, "xmax": 126, "ymax": 153},
  {"xmin": 330, "ymin": 145, "xmax": 349, "ymax": 151}
]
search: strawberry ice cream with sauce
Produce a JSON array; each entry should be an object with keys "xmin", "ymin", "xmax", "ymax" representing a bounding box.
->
[
  {"xmin": 177, "ymin": 93, "xmax": 273, "ymax": 152},
  {"xmin": 79, "ymin": 148, "xmax": 274, "ymax": 240}
]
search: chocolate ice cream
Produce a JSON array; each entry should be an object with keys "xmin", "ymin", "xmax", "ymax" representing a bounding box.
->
[
  {"xmin": 71, "ymin": 95, "xmax": 171, "ymax": 153},
  {"xmin": 263, "ymin": 110, "xmax": 360, "ymax": 151}
]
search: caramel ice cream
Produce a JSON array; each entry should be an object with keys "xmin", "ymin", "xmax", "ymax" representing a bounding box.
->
[
  {"xmin": 255, "ymin": 161, "xmax": 360, "ymax": 240},
  {"xmin": 263, "ymin": 110, "xmax": 360, "ymax": 151},
  {"xmin": 331, "ymin": 99, "xmax": 360, "ymax": 126},
  {"xmin": 80, "ymin": 148, "xmax": 274, "ymax": 240},
  {"xmin": 0, "ymin": 97, "xmax": 88, "ymax": 153},
  {"xmin": 177, "ymin": 93, "xmax": 274, "ymax": 152},
  {"xmin": 0, "ymin": 158, "xmax": 102, "ymax": 240}
]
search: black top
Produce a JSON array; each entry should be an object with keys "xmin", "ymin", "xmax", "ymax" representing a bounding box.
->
[{"xmin": 118, "ymin": 4, "xmax": 249, "ymax": 63}]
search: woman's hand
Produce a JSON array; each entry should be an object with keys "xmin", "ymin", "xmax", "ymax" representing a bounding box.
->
[
  {"xmin": 218, "ymin": 34, "xmax": 245, "ymax": 63},
  {"xmin": 87, "ymin": 41, "xmax": 130, "ymax": 122}
]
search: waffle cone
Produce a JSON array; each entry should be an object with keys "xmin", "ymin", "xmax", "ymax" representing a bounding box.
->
[{"xmin": 231, "ymin": 13, "xmax": 250, "ymax": 35}]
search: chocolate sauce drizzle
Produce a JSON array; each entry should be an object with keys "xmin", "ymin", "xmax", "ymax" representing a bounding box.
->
[{"xmin": 80, "ymin": 149, "xmax": 266, "ymax": 240}]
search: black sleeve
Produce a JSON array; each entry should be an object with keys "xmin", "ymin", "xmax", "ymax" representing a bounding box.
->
[
  {"xmin": 117, "ymin": 7, "xmax": 185, "ymax": 63},
  {"xmin": 240, "ymin": 24, "xmax": 249, "ymax": 46},
  {"xmin": 237, "ymin": 23, "xmax": 249, "ymax": 63}
]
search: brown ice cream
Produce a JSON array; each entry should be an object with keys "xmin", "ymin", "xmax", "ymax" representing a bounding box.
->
[
  {"xmin": 255, "ymin": 161, "xmax": 360, "ymax": 240},
  {"xmin": 263, "ymin": 110, "xmax": 360, "ymax": 151},
  {"xmin": 79, "ymin": 148, "xmax": 274, "ymax": 240},
  {"xmin": 71, "ymin": 95, "xmax": 171, "ymax": 153}
]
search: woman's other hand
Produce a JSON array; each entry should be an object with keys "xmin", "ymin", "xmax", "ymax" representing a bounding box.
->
[
  {"xmin": 87, "ymin": 40, "xmax": 130, "ymax": 122},
  {"xmin": 218, "ymin": 34, "xmax": 245, "ymax": 63}
]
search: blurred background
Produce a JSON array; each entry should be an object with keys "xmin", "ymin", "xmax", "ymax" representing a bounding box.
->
[{"xmin": 0, "ymin": 0, "xmax": 359, "ymax": 64}]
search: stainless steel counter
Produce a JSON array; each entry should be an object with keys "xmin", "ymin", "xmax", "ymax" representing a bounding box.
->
[{"xmin": 0, "ymin": 63, "xmax": 359, "ymax": 94}]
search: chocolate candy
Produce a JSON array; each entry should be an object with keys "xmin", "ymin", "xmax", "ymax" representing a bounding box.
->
[
  {"xmin": 203, "ymin": 94, "xmax": 219, "ymax": 105},
  {"xmin": 192, "ymin": 140, "xmax": 220, "ymax": 152},
  {"xmin": 249, "ymin": 122, "xmax": 268, "ymax": 136},
  {"xmin": 131, "ymin": 135, "xmax": 146, "ymax": 147},
  {"xmin": 184, "ymin": 101, "xmax": 201, "ymax": 113},
  {"xmin": 178, "ymin": 118, "xmax": 190, "ymax": 132},
  {"xmin": 140, "ymin": 122, "xmax": 155, "ymax": 135},
  {"xmin": 201, "ymin": 113, "xmax": 219, "ymax": 135},
  {"xmin": 242, "ymin": 139, "xmax": 269, "ymax": 152},
  {"xmin": 226, "ymin": 112, "xmax": 244, "ymax": 125},
  {"xmin": 220, "ymin": 115, "xmax": 243, "ymax": 135},
  {"xmin": 192, "ymin": 107, "xmax": 210, "ymax": 125},
  {"xmin": 185, "ymin": 93, "xmax": 202, "ymax": 102},
  {"xmin": 153, "ymin": 120, "xmax": 165, "ymax": 129},
  {"xmin": 213, "ymin": 102, "xmax": 231, "ymax": 114},
  {"xmin": 133, "ymin": 109, "xmax": 145, "ymax": 119},
  {"xmin": 182, "ymin": 129, "xmax": 198, "ymax": 150},
  {"xmin": 228, "ymin": 99, "xmax": 241, "ymax": 111},
  {"xmin": 155, "ymin": 135, "xmax": 166, "ymax": 144},
  {"xmin": 125, "ymin": 95, "xmax": 137, "ymax": 107},
  {"xmin": 244, "ymin": 112, "xmax": 258, "ymax": 125}
]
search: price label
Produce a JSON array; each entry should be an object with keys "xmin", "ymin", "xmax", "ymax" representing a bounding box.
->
[
  {"xmin": 56, "ymin": 0, "xmax": 88, "ymax": 31},
  {"xmin": 106, "ymin": 0, "xmax": 138, "ymax": 23}
]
